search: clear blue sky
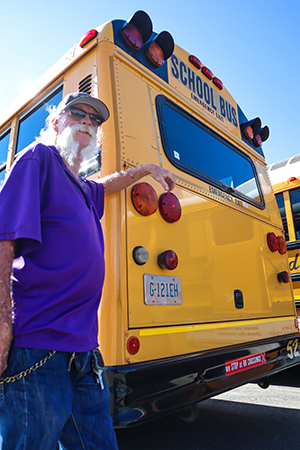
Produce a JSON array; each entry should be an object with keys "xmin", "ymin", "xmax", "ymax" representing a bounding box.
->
[{"xmin": 0, "ymin": 0, "xmax": 299, "ymax": 164}]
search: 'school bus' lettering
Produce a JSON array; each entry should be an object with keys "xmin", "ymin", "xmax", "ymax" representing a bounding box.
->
[{"xmin": 0, "ymin": 9, "xmax": 299, "ymax": 427}]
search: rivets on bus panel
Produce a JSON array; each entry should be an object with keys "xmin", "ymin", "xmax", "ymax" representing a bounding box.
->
[
  {"xmin": 131, "ymin": 183, "xmax": 158, "ymax": 216},
  {"xmin": 127, "ymin": 336, "xmax": 140, "ymax": 355},
  {"xmin": 158, "ymin": 250, "xmax": 178, "ymax": 270},
  {"xmin": 158, "ymin": 192, "xmax": 181, "ymax": 223},
  {"xmin": 133, "ymin": 246, "xmax": 149, "ymax": 265},
  {"xmin": 277, "ymin": 271, "xmax": 289, "ymax": 283}
]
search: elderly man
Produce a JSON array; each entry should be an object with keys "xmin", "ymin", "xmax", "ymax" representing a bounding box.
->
[{"xmin": 0, "ymin": 92, "xmax": 175, "ymax": 450}]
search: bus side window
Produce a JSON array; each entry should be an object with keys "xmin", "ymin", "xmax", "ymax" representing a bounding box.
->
[
  {"xmin": 15, "ymin": 87, "xmax": 63, "ymax": 156},
  {"xmin": 0, "ymin": 128, "xmax": 10, "ymax": 187},
  {"xmin": 290, "ymin": 187, "xmax": 300, "ymax": 241},
  {"xmin": 275, "ymin": 192, "xmax": 289, "ymax": 241}
]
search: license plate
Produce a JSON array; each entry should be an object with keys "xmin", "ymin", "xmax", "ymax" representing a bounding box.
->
[{"xmin": 144, "ymin": 274, "xmax": 182, "ymax": 305}]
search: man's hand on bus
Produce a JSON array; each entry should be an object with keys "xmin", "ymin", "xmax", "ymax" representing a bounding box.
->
[{"xmin": 102, "ymin": 163, "xmax": 176, "ymax": 194}]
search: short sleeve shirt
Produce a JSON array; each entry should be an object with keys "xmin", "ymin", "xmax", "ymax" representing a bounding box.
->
[{"xmin": 0, "ymin": 143, "xmax": 105, "ymax": 352}]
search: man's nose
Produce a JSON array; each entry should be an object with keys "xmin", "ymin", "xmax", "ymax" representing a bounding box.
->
[{"xmin": 80, "ymin": 113, "xmax": 93, "ymax": 126}]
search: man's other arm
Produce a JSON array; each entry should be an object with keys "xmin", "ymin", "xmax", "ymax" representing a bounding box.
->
[{"xmin": 0, "ymin": 240, "xmax": 14, "ymax": 377}]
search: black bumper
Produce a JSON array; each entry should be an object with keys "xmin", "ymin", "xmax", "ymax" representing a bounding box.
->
[{"xmin": 104, "ymin": 333, "xmax": 300, "ymax": 427}]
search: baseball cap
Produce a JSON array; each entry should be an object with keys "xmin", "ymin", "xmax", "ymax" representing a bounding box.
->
[{"xmin": 57, "ymin": 92, "xmax": 110, "ymax": 123}]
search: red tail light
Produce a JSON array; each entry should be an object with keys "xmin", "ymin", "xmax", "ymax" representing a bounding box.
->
[
  {"xmin": 79, "ymin": 29, "xmax": 98, "ymax": 48},
  {"xmin": 131, "ymin": 183, "xmax": 158, "ymax": 216},
  {"xmin": 267, "ymin": 232, "xmax": 278, "ymax": 252},
  {"xmin": 277, "ymin": 271, "xmax": 289, "ymax": 283},
  {"xmin": 159, "ymin": 192, "xmax": 181, "ymax": 223},
  {"xmin": 158, "ymin": 250, "xmax": 178, "ymax": 270},
  {"xmin": 277, "ymin": 236, "xmax": 287, "ymax": 255},
  {"xmin": 127, "ymin": 336, "xmax": 140, "ymax": 355}
]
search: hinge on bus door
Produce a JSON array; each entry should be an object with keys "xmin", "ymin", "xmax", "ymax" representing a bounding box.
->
[{"xmin": 234, "ymin": 290, "xmax": 244, "ymax": 309}]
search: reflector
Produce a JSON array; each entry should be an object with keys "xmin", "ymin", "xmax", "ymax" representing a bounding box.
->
[
  {"xmin": 159, "ymin": 192, "xmax": 181, "ymax": 223},
  {"xmin": 127, "ymin": 336, "xmax": 140, "ymax": 355},
  {"xmin": 131, "ymin": 183, "xmax": 158, "ymax": 216}
]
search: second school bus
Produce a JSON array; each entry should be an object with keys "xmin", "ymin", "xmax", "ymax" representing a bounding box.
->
[
  {"xmin": 1, "ymin": 10, "xmax": 300, "ymax": 426},
  {"xmin": 268, "ymin": 155, "xmax": 300, "ymax": 320}
]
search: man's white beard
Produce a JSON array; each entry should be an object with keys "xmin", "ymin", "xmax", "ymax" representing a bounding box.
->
[{"xmin": 56, "ymin": 124, "xmax": 98, "ymax": 168}]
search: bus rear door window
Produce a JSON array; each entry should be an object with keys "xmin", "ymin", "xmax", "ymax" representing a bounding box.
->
[{"xmin": 156, "ymin": 96, "xmax": 263, "ymax": 207}]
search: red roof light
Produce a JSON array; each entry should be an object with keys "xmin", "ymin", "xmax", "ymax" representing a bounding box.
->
[
  {"xmin": 79, "ymin": 29, "xmax": 98, "ymax": 48},
  {"xmin": 122, "ymin": 23, "xmax": 143, "ymax": 49},
  {"xmin": 202, "ymin": 66, "xmax": 213, "ymax": 80},
  {"xmin": 189, "ymin": 55, "xmax": 202, "ymax": 70},
  {"xmin": 213, "ymin": 77, "xmax": 223, "ymax": 90}
]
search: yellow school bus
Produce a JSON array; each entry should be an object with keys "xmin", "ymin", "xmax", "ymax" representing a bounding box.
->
[
  {"xmin": 268, "ymin": 155, "xmax": 300, "ymax": 319},
  {"xmin": 1, "ymin": 10, "xmax": 300, "ymax": 427}
]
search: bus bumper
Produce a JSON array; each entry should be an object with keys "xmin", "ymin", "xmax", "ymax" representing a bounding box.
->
[{"xmin": 104, "ymin": 334, "xmax": 300, "ymax": 427}]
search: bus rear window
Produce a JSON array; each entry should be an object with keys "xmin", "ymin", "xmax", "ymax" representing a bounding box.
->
[
  {"xmin": 156, "ymin": 96, "xmax": 263, "ymax": 208},
  {"xmin": 275, "ymin": 192, "xmax": 289, "ymax": 241}
]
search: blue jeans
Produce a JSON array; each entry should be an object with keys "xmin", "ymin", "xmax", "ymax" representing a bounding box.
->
[{"xmin": 0, "ymin": 347, "xmax": 118, "ymax": 450}]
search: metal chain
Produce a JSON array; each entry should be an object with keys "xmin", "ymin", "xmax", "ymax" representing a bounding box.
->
[{"xmin": 0, "ymin": 350, "xmax": 57, "ymax": 384}]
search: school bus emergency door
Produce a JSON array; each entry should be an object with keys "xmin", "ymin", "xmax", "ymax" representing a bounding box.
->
[{"xmin": 0, "ymin": 10, "xmax": 299, "ymax": 428}]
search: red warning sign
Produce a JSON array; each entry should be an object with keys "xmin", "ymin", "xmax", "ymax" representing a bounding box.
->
[{"xmin": 225, "ymin": 352, "xmax": 266, "ymax": 376}]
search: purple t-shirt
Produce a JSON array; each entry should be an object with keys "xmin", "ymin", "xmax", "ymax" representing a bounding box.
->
[{"xmin": 0, "ymin": 143, "xmax": 105, "ymax": 352}]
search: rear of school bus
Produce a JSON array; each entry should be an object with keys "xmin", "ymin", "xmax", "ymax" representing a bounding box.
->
[
  {"xmin": 268, "ymin": 156, "xmax": 300, "ymax": 320},
  {"xmin": 0, "ymin": 10, "xmax": 299, "ymax": 429},
  {"xmin": 94, "ymin": 11, "xmax": 300, "ymax": 426}
]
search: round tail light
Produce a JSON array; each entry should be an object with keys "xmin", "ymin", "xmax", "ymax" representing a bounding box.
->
[
  {"xmin": 159, "ymin": 192, "xmax": 181, "ymax": 223},
  {"xmin": 277, "ymin": 236, "xmax": 287, "ymax": 255},
  {"xmin": 131, "ymin": 183, "xmax": 158, "ymax": 216},
  {"xmin": 158, "ymin": 250, "xmax": 178, "ymax": 270},
  {"xmin": 267, "ymin": 232, "xmax": 278, "ymax": 252},
  {"xmin": 277, "ymin": 271, "xmax": 289, "ymax": 283}
]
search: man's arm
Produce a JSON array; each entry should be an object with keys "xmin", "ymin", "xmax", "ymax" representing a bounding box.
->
[
  {"xmin": 0, "ymin": 240, "xmax": 14, "ymax": 377},
  {"xmin": 101, "ymin": 164, "xmax": 176, "ymax": 195}
]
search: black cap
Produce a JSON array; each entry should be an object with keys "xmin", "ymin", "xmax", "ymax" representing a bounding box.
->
[{"xmin": 57, "ymin": 92, "xmax": 110, "ymax": 123}]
